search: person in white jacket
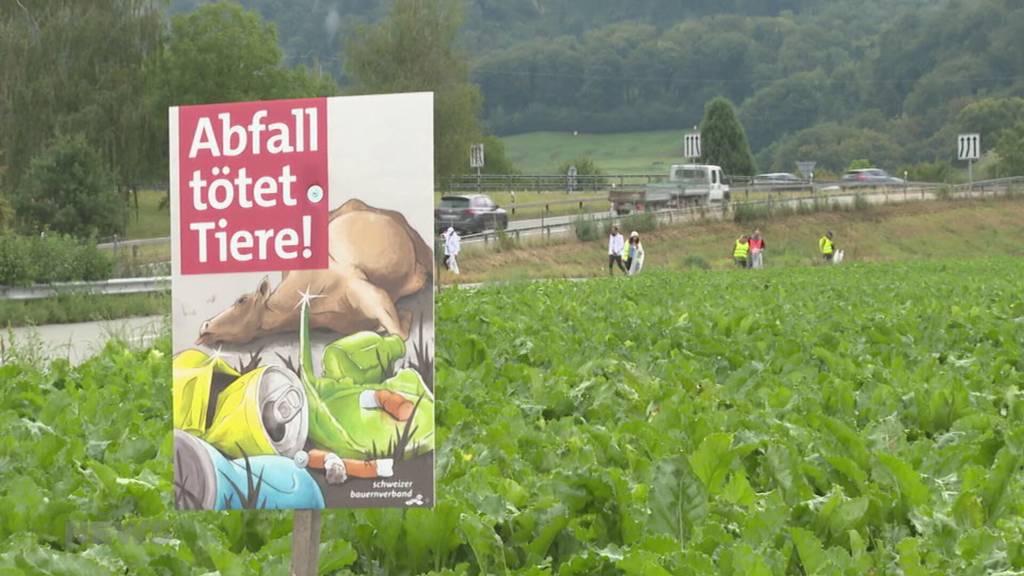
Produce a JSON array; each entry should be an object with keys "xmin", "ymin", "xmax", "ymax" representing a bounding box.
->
[
  {"xmin": 444, "ymin": 227, "xmax": 461, "ymax": 275},
  {"xmin": 608, "ymin": 226, "xmax": 626, "ymax": 275},
  {"xmin": 626, "ymin": 231, "xmax": 645, "ymax": 276},
  {"xmin": 441, "ymin": 228, "xmax": 452, "ymax": 270}
]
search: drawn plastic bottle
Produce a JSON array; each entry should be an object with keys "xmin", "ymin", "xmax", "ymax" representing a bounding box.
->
[
  {"xmin": 173, "ymin": 430, "xmax": 324, "ymax": 510},
  {"xmin": 322, "ymin": 331, "xmax": 406, "ymax": 384}
]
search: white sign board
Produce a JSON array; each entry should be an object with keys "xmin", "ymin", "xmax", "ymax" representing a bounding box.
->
[
  {"xmin": 796, "ymin": 161, "xmax": 816, "ymax": 176},
  {"xmin": 170, "ymin": 94, "xmax": 436, "ymax": 511},
  {"xmin": 683, "ymin": 132, "xmax": 701, "ymax": 159},
  {"xmin": 958, "ymin": 133, "xmax": 980, "ymax": 161},
  {"xmin": 470, "ymin": 143, "xmax": 485, "ymax": 168}
]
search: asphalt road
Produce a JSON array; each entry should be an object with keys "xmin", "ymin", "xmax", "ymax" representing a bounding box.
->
[{"xmin": 1, "ymin": 315, "xmax": 165, "ymax": 365}]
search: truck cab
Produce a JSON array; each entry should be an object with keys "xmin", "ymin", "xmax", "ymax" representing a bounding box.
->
[
  {"xmin": 609, "ymin": 163, "xmax": 730, "ymax": 214},
  {"xmin": 668, "ymin": 164, "xmax": 729, "ymax": 203}
]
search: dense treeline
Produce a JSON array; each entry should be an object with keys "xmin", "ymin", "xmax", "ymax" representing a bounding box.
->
[
  {"xmin": 219, "ymin": 0, "xmax": 1024, "ymax": 173},
  {"xmin": 0, "ymin": 0, "xmax": 495, "ymax": 242},
  {"xmin": 473, "ymin": 0, "xmax": 1024, "ymax": 171}
]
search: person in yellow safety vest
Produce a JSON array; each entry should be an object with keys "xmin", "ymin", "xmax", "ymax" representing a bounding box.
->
[
  {"xmin": 733, "ymin": 235, "xmax": 750, "ymax": 268},
  {"xmin": 819, "ymin": 230, "xmax": 835, "ymax": 262}
]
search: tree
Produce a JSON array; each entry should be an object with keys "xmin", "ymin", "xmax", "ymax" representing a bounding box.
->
[
  {"xmin": 956, "ymin": 97, "xmax": 1024, "ymax": 144},
  {"xmin": 699, "ymin": 97, "xmax": 756, "ymax": 176},
  {"xmin": 343, "ymin": 0, "xmax": 484, "ymax": 179},
  {"xmin": 996, "ymin": 121, "xmax": 1024, "ymax": 177},
  {"xmin": 0, "ymin": 1, "xmax": 162, "ymax": 194},
  {"xmin": 739, "ymin": 71, "xmax": 826, "ymax": 152},
  {"xmin": 480, "ymin": 136, "xmax": 519, "ymax": 175},
  {"xmin": 13, "ymin": 135, "xmax": 125, "ymax": 238},
  {"xmin": 760, "ymin": 123, "xmax": 903, "ymax": 173},
  {"xmin": 152, "ymin": 2, "xmax": 334, "ymax": 107},
  {"xmin": 146, "ymin": 2, "xmax": 337, "ymax": 189}
]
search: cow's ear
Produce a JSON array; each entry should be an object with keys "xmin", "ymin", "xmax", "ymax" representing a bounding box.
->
[{"xmin": 257, "ymin": 276, "xmax": 271, "ymax": 299}]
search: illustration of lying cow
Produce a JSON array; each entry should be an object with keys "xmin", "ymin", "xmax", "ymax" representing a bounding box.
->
[{"xmin": 196, "ymin": 199, "xmax": 432, "ymax": 346}]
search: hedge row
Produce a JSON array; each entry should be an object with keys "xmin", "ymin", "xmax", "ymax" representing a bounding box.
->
[{"xmin": 0, "ymin": 233, "xmax": 114, "ymax": 286}]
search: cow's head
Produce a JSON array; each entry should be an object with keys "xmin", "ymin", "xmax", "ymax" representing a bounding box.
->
[{"xmin": 196, "ymin": 276, "xmax": 272, "ymax": 346}]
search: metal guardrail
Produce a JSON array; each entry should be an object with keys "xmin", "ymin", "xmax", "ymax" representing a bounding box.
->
[
  {"xmin": 0, "ymin": 276, "xmax": 170, "ymax": 301},
  {"xmin": 443, "ymin": 173, "xmax": 668, "ymax": 193},
  {"xmin": 97, "ymin": 236, "xmax": 171, "ymax": 250},
  {"xmin": 460, "ymin": 178, "xmax": 1022, "ymax": 245}
]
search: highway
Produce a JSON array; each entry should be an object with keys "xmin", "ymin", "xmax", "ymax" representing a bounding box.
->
[{"xmin": 1, "ymin": 315, "xmax": 165, "ymax": 365}]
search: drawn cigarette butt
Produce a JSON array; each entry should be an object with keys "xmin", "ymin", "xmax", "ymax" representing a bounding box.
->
[
  {"xmin": 375, "ymin": 389, "xmax": 414, "ymax": 421},
  {"xmin": 300, "ymin": 449, "xmax": 394, "ymax": 483}
]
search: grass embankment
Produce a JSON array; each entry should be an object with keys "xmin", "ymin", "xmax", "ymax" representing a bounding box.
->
[
  {"xmin": 124, "ymin": 188, "xmax": 170, "ymax": 239},
  {"xmin": 446, "ymin": 196, "xmax": 1024, "ymax": 284},
  {"xmin": 502, "ymin": 130, "xmax": 684, "ymax": 173},
  {"xmin": 0, "ymin": 292, "xmax": 169, "ymax": 328}
]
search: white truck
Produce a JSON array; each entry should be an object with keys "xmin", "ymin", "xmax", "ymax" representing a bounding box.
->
[{"xmin": 610, "ymin": 164, "xmax": 730, "ymax": 214}]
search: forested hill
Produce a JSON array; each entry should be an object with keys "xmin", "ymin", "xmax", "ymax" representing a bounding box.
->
[{"xmin": 176, "ymin": 0, "xmax": 1024, "ymax": 172}]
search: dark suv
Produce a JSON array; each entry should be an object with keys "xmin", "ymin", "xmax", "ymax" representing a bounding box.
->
[{"xmin": 435, "ymin": 194, "xmax": 508, "ymax": 234}]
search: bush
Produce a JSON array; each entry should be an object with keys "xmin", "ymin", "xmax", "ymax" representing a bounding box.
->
[
  {"xmin": 0, "ymin": 233, "xmax": 113, "ymax": 286},
  {"xmin": 682, "ymin": 254, "xmax": 710, "ymax": 270},
  {"xmin": 902, "ymin": 161, "xmax": 952, "ymax": 183},
  {"xmin": 494, "ymin": 227, "xmax": 518, "ymax": 252},
  {"xmin": 573, "ymin": 214, "xmax": 602, "ymax": 241},
  {"xmin": 853, "ymin": 193, "xmax": 870, "ymax": 211},
  {"xmin": 733, "ymin": 203, "xmax": 771, "ymax": 223},
  {"xmin": 558, "ymin": 157, "xmax": 606, "ymax": 187},
  {"xmin": 619, "ymin": 212, "xmax": 658, "ymax": 234},
  {"xmin": 12, "ymin": 134, "xmax": 125, "ymax": 238}
]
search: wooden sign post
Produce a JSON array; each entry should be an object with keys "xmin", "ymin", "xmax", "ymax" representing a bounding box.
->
[{"xmin": 292, "ymin": 510, "xmax": 322, "ymax": 576}]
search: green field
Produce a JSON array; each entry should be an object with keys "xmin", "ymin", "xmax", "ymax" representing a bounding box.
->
[
  {"xmin": 501, "ymin": 130, "xmax": 685, "ymax": 174},
  {"xmin": 3, "ymin": 257, "xmax": 1023, "ymax": 573}
]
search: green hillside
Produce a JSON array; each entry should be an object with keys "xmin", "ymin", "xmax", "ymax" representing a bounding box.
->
[{"xmin": 502, "ymin": 130, "xmax": 686, "ymax": 174}]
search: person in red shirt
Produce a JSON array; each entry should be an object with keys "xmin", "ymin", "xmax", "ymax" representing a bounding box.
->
[{"xmin": 748, "ymin": 229, "xmax": 765, "ymax": 269}]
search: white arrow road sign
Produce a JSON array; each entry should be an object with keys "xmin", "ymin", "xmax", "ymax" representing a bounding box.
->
[
  {"xmin": 470, "ymin": 143, "xmax": 485, "ymax": 168},
  {"xmin": 684, "ymin": 132, "xmax": 701, "ymax": 159},
  {"xmin": 958, "ymin": 133, "xmax": 980, "ymax": 161}
]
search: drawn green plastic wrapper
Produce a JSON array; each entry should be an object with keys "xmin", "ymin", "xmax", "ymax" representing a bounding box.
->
[
  {"xmin": 173, "ymin": 429, "xmax": 324, "ymax": 510},
  {"xmin": 172, "ymin": 349, "xmax": 240, "ymax": 435},
  {"xmin": 204, "ymin": 365, "xmax": 308, "ymax": 459},
  {"xmin": 299, "ymin": 302, "xmax": 434, "ymax": 460},
  {"xmin": 323, "ymin": 331, "xmax": 406, "ymax": 385}
]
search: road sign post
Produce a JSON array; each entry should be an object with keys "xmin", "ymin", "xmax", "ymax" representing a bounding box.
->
[
  {"xmin": 470, "ymin": 143, "xmax": 485, "ymax": 192},
  {"xmin": 957, "ymin": 133, "xmax": 980, "ymax": 188},
  {"xmin": 567, "ymin": 165, "xmax": 577, "ymax": 194},
  {"xmin": 796, "ymin": 161, "xmax": 817, "ymax": 195},
  {"xmin": 684, "ymin": 131, "xmax": 701, "ymax": 160}
]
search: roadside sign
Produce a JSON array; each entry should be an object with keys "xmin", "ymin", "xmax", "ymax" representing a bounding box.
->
[
  {"xmin": 957, "ymin": 133, "xmax": 980, "ymax": 161},
  {"xmin": 470, "ymin": 143, "xmax": 485, "ymax": 168},
  {"xmin": 169, "ymin": 94, "xmax": 436, "ymax": 512},
  {"xmin": 796, "ymin": 161, "xmax": 816, "ymax": 176},
  {"xmin": 683, "ymin": 132, "xmax": 701, "ymax": 159},
  {"xmin": 567, "ymin": 165, "xmax": 578, "ymax": 192}
]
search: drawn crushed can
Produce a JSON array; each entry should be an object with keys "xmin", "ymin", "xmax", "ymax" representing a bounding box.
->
[
  {"xmin": 174, "ymin": 430, "xmax": 324, "ymax": 510},
  {"xmin": 172, "ymin": 349, "xmax": 241, "ymax": 435},
  {"xmin": 204, "ymin": 365, "xmax": 308, "ymax": 459}
]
